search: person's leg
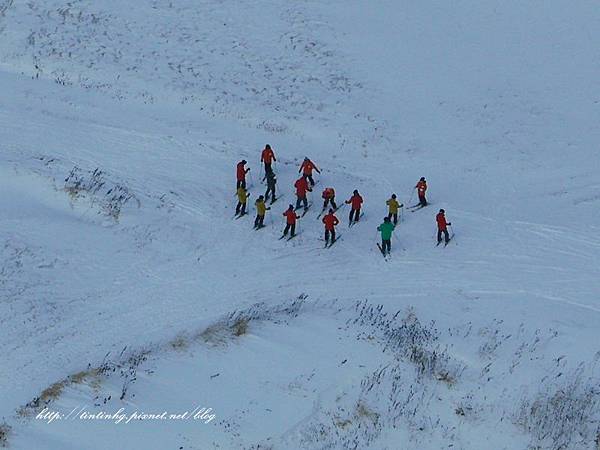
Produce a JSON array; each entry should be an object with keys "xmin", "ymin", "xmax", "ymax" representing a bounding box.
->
[
  {"xmin": 265, "ymin": 187, "xmax": 270, "ymax": 200},
  {"xmin": 325, "ymin": 229, "xmax": 330, "ymax": 243},
  {"xmin": 241, "ymin": 203, "xmax": 246, "ymax": 215},
  {"xmin": 355, "ymin": 208, "xmax": 361, "ymax": 221},
  {"xmin": 265, "ymin": 163, "xmax": 272, "ymax": 174},
  {"xmin": 284, "ymin": 224, "xmax": 290, "ymax": 236},
  {"xmin": 254, "ymin": 216, "xmax": 259, "ymax": 227},
  {"xmin": 296, "ymin": 197, "xmax": 302, "ymax": 210},
  {"xmin": 308, "ymin": 174, "xmax": 315, "ymax": 186},
  {"xmin": 393, "ymin": 213, "xmax": 398, "ymax": 225},
  {"xmin": 236, "ymin": 202, "xmax": 241, "ymax": 214},
  {"xmin": 291, "ymin": 223, "xmax": 296, "ymax": 236},
  {"xmin": 303, "ymin": 197, "xmax": 308, "ymax": 210},
  {"xmin": 272, "ymin": 184, "xmax": 276, "ymax": 201},
  {"xmin": 331, "ymin": 198, "xmax": 337, "ymax": 209},
  {"xmin": 386, "ymin": 240, "xmax": 391, "ymax": 253},
  {"xmin": 419, "ymin": 195, "xmax": 427, "ymax": 206},
  {"xmin": 437, "ymin": 230, "xmax": 442, "ymax": 243},
  {"xmin": 444, "ymin": 229, "xmax": 450, "ymax": 243},
  {"xmin": 331, "ymin": 229, "xmax": 336, "ymax": 242},
  {"xmin": 323, "ymin": 198, "xmax": 329, "ymax": 209},
  {"xmin": 349, "ymin": 209, "xmax": 355, "ymax": 222}
]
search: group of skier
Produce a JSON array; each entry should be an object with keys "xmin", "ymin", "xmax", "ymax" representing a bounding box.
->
[{"xmin": 234, "ymin": 145, "xmax": 453, "ymax": 255}]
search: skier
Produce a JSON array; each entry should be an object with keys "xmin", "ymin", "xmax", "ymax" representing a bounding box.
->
[
  {"xmin": 386, "ymin": 194, "xmax": 403, "ymax": 225},
  {"xmin": 377, "ymin": 216, "xmax": 395, "ymax": 255},
  {"xmin": 345, "ymin": 190, "xmax": 363, "ymax": 225},
  {"xmin": 264, "ymin": 171, "xmax": 277, "ymax": 204},
  {"xmin": 261, "ymin": 144, "xmax": 276, "ymax": 175},
  {"xmin": 235, "ymin": 186, "xmax": 250, "ymax": 216},
  {"xmin": 254, "ymin": 195, "xmax": 270, "ymax": 228},
  {"xmin": 322, "ymin": 208, "xmax": 340, "ymax": 245},
  {"xmin": 299, "ymin": 157, "xmax": 321, "ymax": 186},
  {"xmin": 294, "ymin": 176, "xmax": 312, "ymax": 212},
  {"xmin": 322, "ymin": 187, "xmax": 337, "ymax": 210},
  {"xmin": 236, "ymin": 160, "xmax": 250, "ymax": 189},
  {"xmin": 436, "ymin": 209, "xmax": 452, "ymax": 245},
  {"xmin": 415, "ymin": 177, "xmax": 427, "ymax": 207},
  {"xmin": 282, "ymin": 205, "xmax": 300, "ymax": 238}
]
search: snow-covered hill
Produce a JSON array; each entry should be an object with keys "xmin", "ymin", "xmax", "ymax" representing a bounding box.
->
[{"xmin": 1, "ymin": 1, "xmax": 599, "ymax": 449}]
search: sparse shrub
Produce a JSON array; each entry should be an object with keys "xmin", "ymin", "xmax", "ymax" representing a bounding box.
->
[
  {"xmin": 64, "ymin": 166, "xmax": 139, "ymax": 220},
  {"xmin": 0, "ymin": 422, "xmax": 10, "ymax": 448},
  {"xmin": 514, "ymin": 363, "xmax": 600, "ymax": 450}
]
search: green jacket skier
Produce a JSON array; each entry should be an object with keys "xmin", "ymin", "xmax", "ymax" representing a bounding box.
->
[{"xmin": 377, "ymin": 217, "xmax": 395, "ymax": 255}]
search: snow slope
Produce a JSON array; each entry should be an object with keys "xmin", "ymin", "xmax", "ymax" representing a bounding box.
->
[{"xmin": 1, "ymin": 0, "xmax": 599, "ymax": 449}]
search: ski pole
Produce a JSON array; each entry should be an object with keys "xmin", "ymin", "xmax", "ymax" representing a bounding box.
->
[{"xmin": 449, "ymin": 224, "xmax": 456, "ymax": 243}]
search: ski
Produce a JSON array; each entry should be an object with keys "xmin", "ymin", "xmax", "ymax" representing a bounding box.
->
[
  {"xmin": 235, "ymin": 212, "xmax": 247, "ymax": 219},
  {"xmin": 254, "ymin": 224, "xmax": 266, "ymax": 230},
  {"xmin": 326, "ymin": 234, "xmax": 342, "ymax": 248},
  {"xmin": 348, "ymin": 212, "xmax": 365, "ymax": 228},
  {"xmin": 287, "ymin": 233, "xmax": 300, "ymax": 241},
  {"xmin": 376, "ymin": 243, "xmax": 389, "ymax": 260},
  {"xmin": 317, "ymin": 205, "xmax": 340, "ymax": 220},
  {"xmin": 301, "ymin": 203, "xmax": 313, "ymax": 217},
  {"xmin": 268, "ymin": 194, "xmax": 284, "ymax": 205}
]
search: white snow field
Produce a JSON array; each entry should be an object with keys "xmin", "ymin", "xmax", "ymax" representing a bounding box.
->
[{"xmin": 1, "ymin": 0, "xmax": 600, "ymax": 449}]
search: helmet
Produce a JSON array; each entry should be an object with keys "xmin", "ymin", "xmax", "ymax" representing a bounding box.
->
[
  {"xmin": 258, "ymin": 195, "xmax": 264, "ymax": 199},
  {"xmin": 288, "ymin": 204, "xmax": 294, "ymax": 209},
  {"xmin": 353, "ymin": 189, "xmax": 359, "ymax": 195},
  {"xmin": 384, "ymin": 216, "xmax": 390, "ymax": 222},
  {"xmin": 439, "ymin": 209, "xmax": 445, "ymax": 213},
  {"xmin": 242, "ymin": 159, "xmax": 247, "ymax": 164},
  {"xmin": 265, "ymin": 144, "xmax": 271, "ymax": 149},
  {"xmin": 391, "ymin": 194, "xmax": 396, "ymax": 199},
  {"xmin": 420, "ymin": 177, "xmax": 425, "ymax": 181},
  {"xmin": 329, "ymin": 208, "xmax": 334, "ymax": 213}
]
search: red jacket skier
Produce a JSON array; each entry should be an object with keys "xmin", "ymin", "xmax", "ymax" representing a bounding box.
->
[
  {"xmin": 261, "ymin": 144, "xmax": 276, "ymax": 175},
  {"xmin": 415, "ymin": 177, "xmax": 427, "ymax": 207},
  {"xmin": 345, "ymin": 190, "xmax": 363, "ymax": 225},
  {"xmin": 322, "ymin": 209, "xmax": 339, "ymax": 244},
  {"xmin": 236, "ymin": 160, "xmax": 250, "ymax": 189},
  {"xmin": 436, "ymin": 209, "xmax": 452, "ymax": 245},
  {"xmin": 299, "ymin": 157, "xmax": 321, "ymax": 186},
  {"xmin": 321, "ymin": 187, "xmax": 337, "ymax": 210},
  {"xmin": 282, "ymin": 205, "xmax": 301, "ymax": 238},
  {"xmin": 294, "ymin": 176, "xmax": 312, "ymax": 211}
]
